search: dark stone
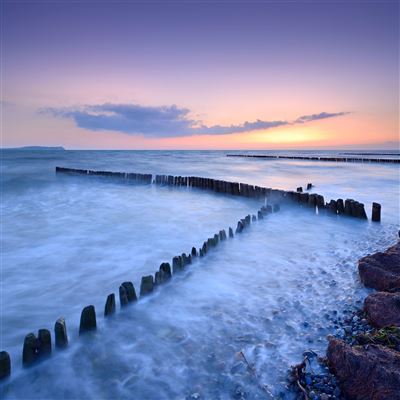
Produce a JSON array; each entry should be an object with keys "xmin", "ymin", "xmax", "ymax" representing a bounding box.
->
[
  {"xmin": 54, "ymin": 318, "xmax": 68, "ymax": 348},
  {"xmin": 358, "ymin": 242, "xmax": 400, "ymax": 291},
  {"xmin": 327, "ymin": 337, "xmax": 400, "ymax": 400},
  {"xmin": 191, "ymin": 247, "xmax": 197, "ymax": 257},
  {"xmin": 119, "ymin": 285, "xmax": 129, "ymax": 307},
  {"xmin": 122, "ymin": 282, "xmax": 137, "ymax": 302},
  {"xmin": 37, "ymin": 329, "xmax": 52, "ymax": 358},
  {"xmin": 22, "ymin": 333, "xmax": 37, "ymax": 367},
  {"xmin": 364, "ymin": 291, "xmax": 400, "ymax": 328},
  {"xmin": 79, "ymin": 305, "xmax": 97, "ymax": 334},
  {"xmin": 236, "ymin": 221, "xmax": 244, "ymax": 233},
  {"xmin": 229, "ymin": 227, "xmax": 234, "ymax": 238},
  {"xmin": 372, "ymin": 202, "xmax": 381, "ymax": 222},
  {"xmin": 0, "ymin": 351, "xmax": 10, "ymax": 380},
  {"xmin": 140, "ymin": 275, "xmax": 154, "ymax": 296},
  {"xmin": 104, "ymin": 293, "xmax": 116, "ymax": 317}
]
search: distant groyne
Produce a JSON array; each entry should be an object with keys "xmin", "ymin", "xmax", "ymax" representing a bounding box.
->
[{"xmin": 226, "ymin": 154, "xmax": 400, "ymax": 164}]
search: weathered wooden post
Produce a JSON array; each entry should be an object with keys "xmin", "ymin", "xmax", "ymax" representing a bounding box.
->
[
  {"xmin": 236, "ymin": 221, "xmax": 244, "ymax": 233},
  {"xmin": 119, "ymin": 285, "xmax": 129, "ymax": 307},
  {"xmin": 38, "ymin": 329, "xmax": 52, "ymax": 358},
  {"xmin": 22, "ymin": 333, "xmax": 37, "ymax": 367},
  {"xmin": 79, "ymin": 305, "xmax": 97, "ymax": 334},
  {"xmin": 0, "ymin": 351, "xmax": 10, "ymax": 380},
  {"xmin": 306, "ymin": 183, "xmax": 313, "ymax": 190},
  {"xmin": 172, "ymin": 256, "xmax": 183, "ymax": 273},
  {"xmin": 104, "ymin": 294, "xmax": 116, "ymax": 317},
  {"xmin": 140, "ymin": 275, "xmax": 154, "ymax": 296},
  {"xmin": 336, "ymin": 199, "xmax": 345, "ymax": 214},
  {"xmin": 296, "ymin": 187, "xmax": 303, "ymax": 193},
  {"xmin": 122, "ymin": 282, "xmax": 137, "ymax": 303},
  {"xmin": 54, "ymin": 318, "xmax": 68, "ymax": 348},
  {"xmin": 191, "ymin": 247, "xmax": 197, "ymax": 257},
  {"xmin": 372, "ymin": 202, "xmax": 381, "ymax": 222}
]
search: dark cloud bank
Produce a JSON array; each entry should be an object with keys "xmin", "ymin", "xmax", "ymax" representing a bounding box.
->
[{"xmin": 43, "ymin": 103, "xmax": 350, "ymax": 138}]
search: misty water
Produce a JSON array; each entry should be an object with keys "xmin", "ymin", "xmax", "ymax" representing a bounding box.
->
[{"xmin": 1, "ymin": 150, "xmax": 399, "ymax": 399}]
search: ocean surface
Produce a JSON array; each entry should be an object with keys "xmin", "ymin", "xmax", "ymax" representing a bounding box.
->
[{"xmin": 1, "ymin": 149, "xmax": 399, "ymax": 399}]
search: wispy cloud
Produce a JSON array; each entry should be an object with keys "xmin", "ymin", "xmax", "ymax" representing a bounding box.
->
[
  {"xmin": 42, "ymin": 103, "xmax": 350, "ymax": 138},
  {"xmin": 294, "ymin": 111, "xmax": 350, "ymax": 124}
]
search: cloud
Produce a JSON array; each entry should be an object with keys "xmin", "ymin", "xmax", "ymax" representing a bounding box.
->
[
  {"xmin": 294, "ymin": 111, "xmax": 350, "ymax": 124},
  {"xmin": 42, "ymin": 103, "xmax": 349, "ymax": 138}
]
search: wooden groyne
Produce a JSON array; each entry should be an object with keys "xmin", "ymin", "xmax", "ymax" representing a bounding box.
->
[
  {"xmin": 226, "ymin": 154, "xmax": 400, "ymax": 164},
  {"xmin": 0, "ymin": 167, "xmax": 384, "ymax": 380}
]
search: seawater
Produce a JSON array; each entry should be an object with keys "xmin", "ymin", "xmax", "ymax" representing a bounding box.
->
[{"xmin": 1, "ymin": 150, "xmax": 399, "ymax": 399}]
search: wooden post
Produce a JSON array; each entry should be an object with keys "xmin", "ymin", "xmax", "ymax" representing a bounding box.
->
[
  {"xmin": 140, "ymin": 275, "xmax": 154, "ymax": 296},
  {"xmin": 104, "ymin": 294, "xmax": 116, "ymax": 317},
  {"xmin": 0, "ymin": 351, "xmax": 10, "ymax": 380},
  {"xmin": 372, "ymin": 202, "xmax": 381, "ymax": 222},
  {"xmin": 54, "ymin": 318, "xmax": 68, "ymax": 348},
  {"xmin": 79, "ymin": 305, "xmax": 97, "ymax": 335}
]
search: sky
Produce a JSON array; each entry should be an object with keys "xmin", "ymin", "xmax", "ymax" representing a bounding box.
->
[{"xmin": 1, "ymin": 0, "xmax": 399, "ymax": 150}]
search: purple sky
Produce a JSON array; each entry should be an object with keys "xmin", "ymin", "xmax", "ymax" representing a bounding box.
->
[{"xmin": 2, "ymin": 0, "xmax": 399, "ymax": 149}]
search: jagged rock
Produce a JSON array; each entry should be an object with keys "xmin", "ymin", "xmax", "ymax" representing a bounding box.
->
[
  {"xmin": 54, "ymin": 318, "xmax": 68, "ymax": 348},
  {"xmin": 79, "ymin": 305, "xmax": 97, "ymax": 334},
  {"xmin": 327, "ymin": 337, "xmax": 400, "ymax": 400},
  {"xmin": 358, "ymin": 242, "xmax": 400, "ymax": 291},
  {"xmin": 0, "ymin": 351, "xmax": 10, "ymax": 380},
  {"xmin": 364, "ymin": 292, "xmax": 400, "ymax": 328}
]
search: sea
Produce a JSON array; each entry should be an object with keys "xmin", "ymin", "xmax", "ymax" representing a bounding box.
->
[{"xmin": 1, "ymin": 149, "xmax": 399, "ymax": 399}]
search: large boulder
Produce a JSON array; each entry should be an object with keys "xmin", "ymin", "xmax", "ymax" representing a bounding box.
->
[
  {"xmin": 358, "ymin": 242, "xmax": 400, "ymax": 291},
  {"xmin": 364, "ymin": 292, "xmax": 400, "ymax": 328},
  {"xmin": 327, "ymin": 337, "xmax": 400, "ymax": 400}
]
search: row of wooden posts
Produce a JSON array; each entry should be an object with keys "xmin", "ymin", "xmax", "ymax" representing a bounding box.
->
[
  {"xmin": 0, "ymin": 195, "xmax": 278, "ymax": 380},
  {"xmin": 226, "ymin": 154, "xmax": 400, "ymax": 164},
  {"xmin": 54, "ymin": 167, "xmax": 381, "ymax": 221},
  {"xmin": 0, "ymin": 167, "xmax": 383, "ymax": 380}
]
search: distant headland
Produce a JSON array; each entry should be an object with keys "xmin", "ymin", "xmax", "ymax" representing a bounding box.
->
[{"xmin": 3, "ymin": 146, "xmax": 66, "ymax": 151}]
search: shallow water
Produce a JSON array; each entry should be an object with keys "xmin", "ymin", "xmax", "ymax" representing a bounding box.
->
[{"xmin": 1, "ymin": 150, "xmax": 399, "ymax": 399}]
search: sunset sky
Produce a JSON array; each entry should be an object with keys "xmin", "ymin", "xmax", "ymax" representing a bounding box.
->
[{"xmin": 1, "ymin": 0, "xmax": 399, "ymax": 150}]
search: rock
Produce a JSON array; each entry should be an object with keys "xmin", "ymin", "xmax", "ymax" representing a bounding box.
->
[
  {"xmin": 0, "ymin": 351, "xmax": 10, "ymax": 380},
  {"xmin": 37, "ymin": 329, "xmax": 52, "ymax": 358},
  {"xmin": 327, "ymin": 337, "xmax": 400, "ymax": 400},
  {"xmin": 358, "ymin": 242, "xmax": 400, "ymax": 291},
  {"xmin": 79, "ymin": 305, "xmax": 97, "ymax": 335},
  {"xmin": 372, "ymin": 202, "xmax": 381, "ymax": 222},
  {"xmin": 22, "ymin": 333, "xmax": 37, "ymax": 367},
  {"xmin": 364, "ymin": 292, "xmax": 400, "ymax": 328},
  {"xmin": 140, "ymin": 275, "xmax": 154, "ymax": 296},
  {"xmin": 54, "ymin": 318, "xmax": 68, "ymax": 348},
  {"xmin": 104, "ymin": 293, "xmax": 116, "ymax": 317}
]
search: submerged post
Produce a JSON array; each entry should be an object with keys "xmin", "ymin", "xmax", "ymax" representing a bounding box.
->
[
  {"xmin": 140, "ymin": 275, "xmax": 154, "ymax": 296},
  {"xmin": 54, "ymin": 318, "xmax": 68, "ymax": 348},
  {"xmin": 372, "ymin": 202, "xmax": 381, "ymax": 222},
  {"xmin": 79, "ymin": 305, "xmax": 97, "ymax": 335},
  {"xmin": 0, "ymin": 351, "xmax": 11, "ymax": 380},
  {"xmin": 104, "ymin": 293, "xmax": 116, "ymax": 317}
]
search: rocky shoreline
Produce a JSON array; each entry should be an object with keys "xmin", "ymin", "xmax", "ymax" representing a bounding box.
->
[{"xmin": 289, "ymin": 240, "xmax": 400, "ymax": 400}]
